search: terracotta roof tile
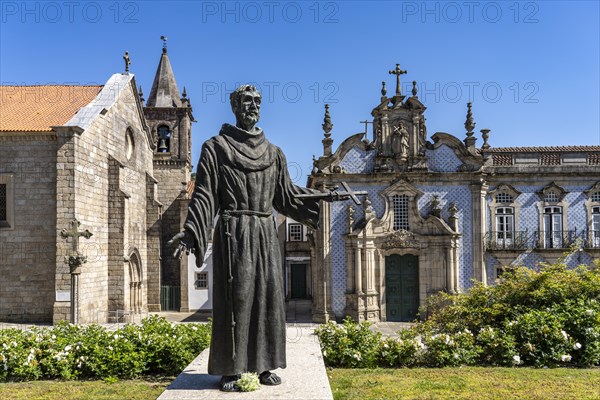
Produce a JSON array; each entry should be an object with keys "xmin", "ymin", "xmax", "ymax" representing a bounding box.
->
[
  {"xmin": 489, "ymin": 146, "xmax": 600, "ymax": 153},
  {"xmin": 0, "ymin": 85, "xmax": 102, "ymax": 132}
]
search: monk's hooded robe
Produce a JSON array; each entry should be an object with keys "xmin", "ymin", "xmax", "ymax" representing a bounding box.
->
[{"xmin": 184, "ymin": 123, "xmax": 320, "ymax": 376}]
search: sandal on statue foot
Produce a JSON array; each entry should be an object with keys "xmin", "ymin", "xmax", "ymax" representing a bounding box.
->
[
  {"xmin": 220, "ymin": 375, "xmax": 241, "ymax": 392},
  {"xmin": 259, "ymin": 371, "xmax": 282, "ymax": 386}
]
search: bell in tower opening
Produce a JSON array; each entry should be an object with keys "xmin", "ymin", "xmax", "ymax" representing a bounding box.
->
[{"xmin": 157, "ymin": 125, "xmax": 171, "ymax": 152}]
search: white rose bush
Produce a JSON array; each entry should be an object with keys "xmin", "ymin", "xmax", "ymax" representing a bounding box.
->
[{"xmin": 316, "ymin": 261, "xmax": 600, "ymax": 368}]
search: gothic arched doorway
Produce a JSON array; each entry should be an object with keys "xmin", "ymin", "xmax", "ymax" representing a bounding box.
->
[{"xmin": 128, "ymin": 252, "xmax": 142, "ymax": 314}]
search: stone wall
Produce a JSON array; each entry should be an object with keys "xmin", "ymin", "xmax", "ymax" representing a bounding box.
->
[
  {"xmin": 54, "ymin": 79, "xmax": 155, "ymax": 323},
  {"xmin": 153, "ymin": 163, "xmax": 190, "ymax": 289},
  {"xmin": 0, "ymin": 136, "xmax": 57, "ymax": 322}
]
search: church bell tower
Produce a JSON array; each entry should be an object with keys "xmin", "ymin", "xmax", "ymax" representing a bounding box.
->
[{"xmin": 143, "ymin": 37, "xmax": 194, "ymax": 311}]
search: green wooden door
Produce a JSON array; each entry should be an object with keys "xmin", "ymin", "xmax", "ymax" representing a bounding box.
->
[
  {"xmin": 385, "ymin": 254, "xmax": 419, "ymax": 321},
  {"xmin": 291, "ymin": 264, "xmax": 307, "ymax": 299}
]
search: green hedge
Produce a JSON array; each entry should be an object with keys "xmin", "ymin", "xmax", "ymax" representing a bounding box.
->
[
  {"xmin": 316, "ymin": 261, "xmax": 600, "ymax": 368},
  {"xmin": 0, "ymin": 315, "xmax": 211, "ymax": 381}
]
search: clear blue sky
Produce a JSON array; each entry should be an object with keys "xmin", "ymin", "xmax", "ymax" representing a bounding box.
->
[{"xmin": 2, "ymin": 1, "xmax": 599, "ymax": 182}]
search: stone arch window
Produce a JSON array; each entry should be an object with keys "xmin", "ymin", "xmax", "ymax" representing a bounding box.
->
[
  {"xmin": 128, "ymin": 252, "xmax": 142, "ymax": 314},
  {"xmin": 125, "ymin": 128, "xmax": 135, "ymax": 160},
  {"xmin": 585, "ymin": 182, "xmax": 600, "ymax": 248},
  {"xmin": 157, "ymin": 125, "xmax": 171, "ymax": 153},
  {"xmin": 392, "ymin": 194, "xmax": 409, "ymax": 231},
  {"xmin": 537, "ymin": 182, "xmax": 569, "ymax": 249},
  {"xmin": 488, "ymin": 184, "xmax": 522, "ymax": 249}
]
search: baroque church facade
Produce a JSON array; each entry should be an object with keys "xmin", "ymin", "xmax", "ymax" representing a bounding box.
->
[
  {"xmin": 0, "ymin": 44, "xmax": 193, "ymax": 322},
  {"xmin": 300, "ymin": 68, "xmax": 600, "ymax": 323}
]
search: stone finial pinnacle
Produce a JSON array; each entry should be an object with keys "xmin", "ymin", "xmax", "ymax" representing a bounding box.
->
[
  {"xmin": 481, "ymin": 129, "xmax": 491, "ymax": 150},
  {"xmin": 381, "ymin": 81, "xmax": 387, "ymax": 98},
  {"xmin": 322, "ymin": 104, "xmax": 333, "ymax": 138},
  {"xmin": 322, "ymin": 104, "xmax": 334, "ymax": 156},
  {"xmin": 138, "ymin": 85, "xmax": 144, "ymax": 104},
  {"xmin": 412, "ymin": 81, "xmax": 418, "ymax": 97},
  {"xmin": 182, "ymin": 86, "xmax": 187, "ymax": 99},
  {"xmin": 465, "ymin": 102, "xmax": 475, "ymax": 136}
]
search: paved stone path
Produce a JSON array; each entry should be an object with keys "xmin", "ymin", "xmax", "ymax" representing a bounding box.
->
[{"xmin": 157, "ymin": 324, "xmax": 333, "ymax": 400}]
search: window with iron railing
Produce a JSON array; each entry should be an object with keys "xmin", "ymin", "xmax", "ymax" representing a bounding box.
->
[
  {"xmin": 495, "ymin": 207, "xmax": 514, "ymax": 246},
  {"xmin": 543, "ymin": 206, "xmax": 563, "ymax": 248}
]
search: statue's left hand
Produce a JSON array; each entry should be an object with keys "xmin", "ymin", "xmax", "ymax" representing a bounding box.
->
[{"xmin": 168, "ymin": 230, "xmax": 194, "ymax": 260}]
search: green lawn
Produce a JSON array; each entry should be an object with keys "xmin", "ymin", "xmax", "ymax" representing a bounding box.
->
[
  {"xmin": 2, "ymin": 368, "xmax": 599, "ymax": 400},
  {"xmin": 0, "ymin": 378, "xmax": 171, "ymax": 400},
  {"xmin": 328, "ymin": 367, "xmax": 600, "ymax": 400}
]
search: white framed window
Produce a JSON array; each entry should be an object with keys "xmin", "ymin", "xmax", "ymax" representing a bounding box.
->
[
  {"xmin": 543, "ymin": 206, "xmax": 563, "ymax": 248},
  {"xmin": 0, "ymin": 175, "xmax": 14, "ymax": 229},
  {"xmin": 592, "ymin": 206, "xmax": 600, "ymax": 248},
  {"xmin": 194, "ymin": 272, "xmax": 208, "ymax": 290},
  {"xmin": 288, "ymin": 223, "xmax": 303, "ymax": 242},
  {"xmin": 495, "ymin": 207, "xmax": 515, "ymax": 247},
  {"xmin": 392, "ymin": 194, "xmax": 409, "ymax": 231}
]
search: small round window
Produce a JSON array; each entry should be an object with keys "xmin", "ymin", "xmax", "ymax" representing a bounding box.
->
[{"xmin": 126, "ymin": 129, "xmax": 135, "ymax": 160}]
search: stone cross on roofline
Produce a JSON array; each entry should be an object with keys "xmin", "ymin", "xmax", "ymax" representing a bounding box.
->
[{"xmin": 388, "ymin": 63, "xmax": 407, "ymax": 97}]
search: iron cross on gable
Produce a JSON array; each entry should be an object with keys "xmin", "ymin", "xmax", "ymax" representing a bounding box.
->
[
  {"xmin": 60, "ymin": 219, "xmax": 93, "ymax": 254},
  {"xmin": 359, "ymin": 120, "xmax": 373, "ymax": 135},
  {"xmin": 123, "ymin": 51, "xmax": 131, "ymax": 73},
  {"xmin": 389, "ymin": 64, "xmax": 407, "ymax": 96}
]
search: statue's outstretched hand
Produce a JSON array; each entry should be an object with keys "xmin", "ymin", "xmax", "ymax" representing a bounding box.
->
[{"xmin": 168, "ymin": 230, "xmax": 194, "ymax": 260}]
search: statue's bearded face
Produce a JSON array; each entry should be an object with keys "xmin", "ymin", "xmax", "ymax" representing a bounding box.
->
[{"xmin": 234, "ymin": 91, "xmax": 261, "ymax": 131}]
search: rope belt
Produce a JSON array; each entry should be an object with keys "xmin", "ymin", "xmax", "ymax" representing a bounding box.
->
[{"xmin": 220, "ymin": 209, "xmax": 273, "ymax": 361}]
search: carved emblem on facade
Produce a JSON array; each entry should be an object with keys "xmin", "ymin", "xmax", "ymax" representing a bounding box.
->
[{"xmin": 381, "ymin": 229, "xmax": 421, "ymax": 249}]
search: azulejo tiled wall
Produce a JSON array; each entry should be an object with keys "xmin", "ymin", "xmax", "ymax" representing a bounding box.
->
[
  {"xmin": 329, "ymin": 183, "xmax": 474, "ymax": 316},
  {"xmin": 330, "ymin": 185, "xmax": 386, "ymax": 317},
  {"xmin": 339, "ymin": 147, "xmax": 376, "ymax": 174},
  {"xmin": 425, "ymin": 144, "xmax": 463, "ymax": 172},
  {"xmin": 417, "ymin": 186, "xmax": 473, "ymax": 289}
]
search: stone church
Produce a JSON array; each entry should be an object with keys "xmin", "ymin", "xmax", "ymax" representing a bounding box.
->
[
  {"xmin": 291, "ymin": 66, "xmax": 600, "ymax": 323},
  {"xmin": 0, "ymin": 44, "xmax": 193, "ymax": 323}
]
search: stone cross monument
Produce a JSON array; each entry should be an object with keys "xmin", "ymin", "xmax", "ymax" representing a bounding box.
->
[{"xmin": 60, "ymin": 219, "xmax": 93, "ymax": 324}]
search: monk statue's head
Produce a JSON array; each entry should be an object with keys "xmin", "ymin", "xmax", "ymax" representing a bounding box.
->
[{"xmin": 230, "ymin": 84, "xmax": 261, "ymax": 132}]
